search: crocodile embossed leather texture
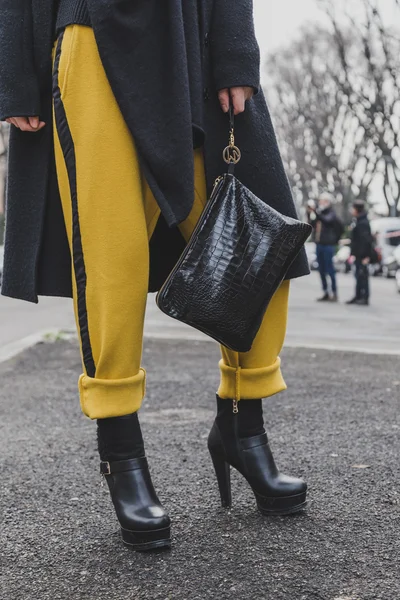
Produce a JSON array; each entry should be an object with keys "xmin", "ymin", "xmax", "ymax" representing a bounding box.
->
[{"xmin": 156, "ymin": 174, "xmax": 312, "ymax": 352}]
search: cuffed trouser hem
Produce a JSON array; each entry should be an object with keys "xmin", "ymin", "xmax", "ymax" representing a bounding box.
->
[
  {"xmin": 217, "ymin": 358, "xmax": 287, "ymax": 401},
  {"xmin": 78, "ymin": 368, "xmax": 146, "ymax": 419}
]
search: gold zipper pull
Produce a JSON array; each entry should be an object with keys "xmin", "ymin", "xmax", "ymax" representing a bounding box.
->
[
  {"xmin": 213, "ymin": 175, "xmax": 223, "ymax": 190},
  {"xmin": 232, "ymin": 399, "xmax": 239, "ymax": 414}
]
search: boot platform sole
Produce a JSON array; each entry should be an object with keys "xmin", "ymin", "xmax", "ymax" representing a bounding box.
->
[
  {"xmin": 254, "ymin": 491, "xmax": 307, "ymax": 516},
  {"xmin": 121, "ymin": 525, "xmax": 171, "ymax": 552}
]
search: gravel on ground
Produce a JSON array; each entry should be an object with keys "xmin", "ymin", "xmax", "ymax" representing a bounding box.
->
[{"xmin": 0, "ymin": 338, "xmax": 399, "ymax": 600}]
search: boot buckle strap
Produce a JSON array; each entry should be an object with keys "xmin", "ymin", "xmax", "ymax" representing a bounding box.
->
[
  {"xmin": 100, "ymin": 457, "xmax": 147, "ymax": 476},
  {"xmin": 100, "ymin": 461, "xmax": 111, "ymax": 476}
]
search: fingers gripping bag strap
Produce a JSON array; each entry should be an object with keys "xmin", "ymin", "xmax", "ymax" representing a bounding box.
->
[{"xmin": 224, "ymin": 104, "xmax": 241, "ymax": 175}]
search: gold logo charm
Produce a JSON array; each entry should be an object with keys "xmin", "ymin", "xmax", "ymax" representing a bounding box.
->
[
  {"xmin": 223, "ymin": 144, "xmax": 241, "ymax": 164},
  {"xmin": 223, "ymin": 128, "xmax": 241, "ymax": 164}
]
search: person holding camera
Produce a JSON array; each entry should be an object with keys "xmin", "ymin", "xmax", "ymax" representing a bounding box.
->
[{"xmin": 307, "ymin": 193, "xmax": 343, "ymax": 302}]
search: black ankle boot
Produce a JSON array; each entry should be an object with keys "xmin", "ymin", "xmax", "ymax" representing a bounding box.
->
[
  {"xmin": 208, "ymin": 396, "xmax": 307, "ymax": 515},
  {"xmin": 97, "ymin": 413, "xmax": 171, "ymax": 551}
]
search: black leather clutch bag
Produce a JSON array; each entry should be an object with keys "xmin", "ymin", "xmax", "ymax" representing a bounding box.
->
[{"xmin": 156, "ymin": 112, "xmax": 312, "ymax": 352}]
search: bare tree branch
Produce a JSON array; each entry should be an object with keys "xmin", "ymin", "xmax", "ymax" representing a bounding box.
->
[{"xmin": 265, "ymin": 0, "xmax": 400, "ymax": 218}]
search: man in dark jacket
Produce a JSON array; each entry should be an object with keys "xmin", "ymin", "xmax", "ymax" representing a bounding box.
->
[
  {"xmin": 308, "ymin": 193, "xmax": 343, "ymax": 302},
  {"xmin": 346, "ymin": 200, "xmax": 374, "ymax": 306}
]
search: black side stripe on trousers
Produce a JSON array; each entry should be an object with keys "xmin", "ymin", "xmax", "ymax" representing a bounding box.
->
[{"xmin": 53, "ymin": 32, "xmax": 96, "ymax": 378}]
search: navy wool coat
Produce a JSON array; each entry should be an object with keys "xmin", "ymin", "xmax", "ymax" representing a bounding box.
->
[{"xmin": 0, "ymin": 0, "xmax": 309, "ymax": 303}]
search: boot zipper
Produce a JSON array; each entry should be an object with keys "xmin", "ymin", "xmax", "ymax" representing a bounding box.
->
[{"xmin": 232, "ymin": 399, "xmax": 239, "ymax": 414}]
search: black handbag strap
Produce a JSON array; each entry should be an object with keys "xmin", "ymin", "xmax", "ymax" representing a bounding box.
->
[
  {"xmin": 224, "ymin": 103, "xmax": 241, "ymax": 175},
  {"xmin": 228, "ymin": 106, "xmax": 235, "ymax": 174},
  {"xmin": 229, "ymin": 105, "xmax": 235, "ymax": 131}
]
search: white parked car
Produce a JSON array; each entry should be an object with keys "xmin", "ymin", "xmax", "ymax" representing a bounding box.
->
[
  {"xmin": 334, "ymin": 242, "xmax": 351, "ymax": 273},
  {"xmin": 394, "ymin": 246, "xmax": 400, "ymax": 293},
  {"xmin": 304, "ymin": 242, "xmax": 318, "ymax": 271},
  {"xmin": 396, "ymin": 268, "xmax": 400, "ymax": 294},
  {"xmin": 370, "ymin": 218, "xmax": 400, "ymax": 278}
]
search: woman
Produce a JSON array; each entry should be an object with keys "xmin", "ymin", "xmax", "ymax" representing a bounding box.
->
[{"xmin": 0, "ymin": 0, "xmax": 310, "ymax": 552}]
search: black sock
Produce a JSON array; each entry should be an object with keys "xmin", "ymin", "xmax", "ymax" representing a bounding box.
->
[
  {"xmin": 216, "ymin": 395, "xmax": 265, "ymax": 438},
  {"xmin": 97, "ymin": 413, "xmax": 145, "ymax": 462}
]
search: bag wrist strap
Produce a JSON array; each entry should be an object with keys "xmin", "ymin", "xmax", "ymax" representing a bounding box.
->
[
  {"xmin": 224, "ymin": 103, "xmax": 241, "ymax": 174},
  {"xmin": 229, "ymin": 105, "xmax": 235, "ymax": 132}
]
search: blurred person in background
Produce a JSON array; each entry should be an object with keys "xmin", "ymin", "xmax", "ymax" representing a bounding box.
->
[
  {"xmin": 307, "ymin": 193, "xmax": 343, "ymax": 302},
  {"xmin": 0, "ymin": 0, "xmax": 309, "ymax": 552},
  {"xmin": 346, "ymin": 200, "xmax": 374, "ymax": 306}
]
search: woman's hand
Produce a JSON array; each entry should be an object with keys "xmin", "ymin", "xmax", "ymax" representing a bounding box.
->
[
  {"xmin": 218, "ymin": 87, "xmax": 254, "ymax": 115},
  {"xmin": 5, "ymin": 116, "xmax": 45, "ymax": 132}
]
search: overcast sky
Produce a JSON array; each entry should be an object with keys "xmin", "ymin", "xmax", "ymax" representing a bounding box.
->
[
  {"xmin": 253, "ymin": 0, "xmax": 395, "ymax": 61},
  {"xmin": 253, "ymin": 0, "xmax": 323, "ymax": 59},
  {"xmin": 252, "ymin": 0, "xmax": 397, "ymax": 210}
]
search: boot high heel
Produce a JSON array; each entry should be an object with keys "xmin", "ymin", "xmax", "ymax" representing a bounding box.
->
[{"xmin": 208, "ymin": 397, "xmax": 307, "ymax": 515}]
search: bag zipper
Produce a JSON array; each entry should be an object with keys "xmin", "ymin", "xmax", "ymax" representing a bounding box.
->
[{"xmin": 212, "ymin": 175, "xmax": 224, "ymax": 191}]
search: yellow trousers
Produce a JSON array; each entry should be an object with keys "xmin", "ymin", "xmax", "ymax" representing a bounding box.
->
[{"xmin": 52, "ymin": 26, "xmax": 290, "ymax": 420}]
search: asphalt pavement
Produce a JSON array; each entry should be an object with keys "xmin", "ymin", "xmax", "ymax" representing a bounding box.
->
[{"xmin": 1, "ymin": 337, "xmax": 399, "ymax": 600}]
